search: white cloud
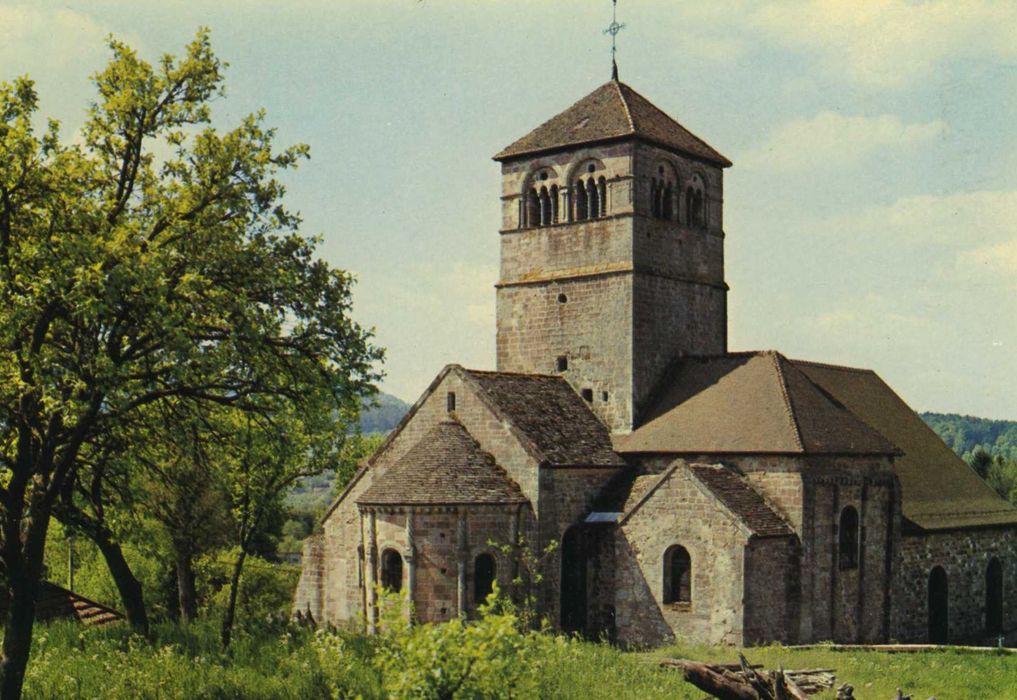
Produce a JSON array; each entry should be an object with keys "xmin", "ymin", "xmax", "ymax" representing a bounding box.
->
[
  {"xmin": 958, "ymin": 237, "xmax": 1017, "ymax": 287},
  {"xmin": 748, "ymin": 0, "xmax": 1017, "ymax": 88},
  {"xmin": 742, "ymin": 112, "xmax": 946, "ymax": 171},
  {"xmin": 0, "ymin": 5, "xmax": 109, "ymax": 69}
]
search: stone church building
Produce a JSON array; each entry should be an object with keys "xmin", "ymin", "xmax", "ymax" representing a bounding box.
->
[{"xmin": 295, "ymin": 78, "xmax": 1017, "ymax": 646}]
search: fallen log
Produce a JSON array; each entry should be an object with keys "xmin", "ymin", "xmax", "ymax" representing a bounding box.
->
[
  {"xmin": 660, "ymin": 655, "xmax": 836, "ymax": 699},
  {"xmin": 669, "ymin": 659, "xmax": 764, "ymax": 700}
]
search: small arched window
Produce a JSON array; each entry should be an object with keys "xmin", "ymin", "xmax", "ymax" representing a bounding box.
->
[
  {"xmin": 474, "ymin": 553, "xmax": 497, "ymax": 604},
  {"xmin": 839, "ymin": 506, "xmax": 860, "ymax": 570},
  {"xmin": 663, "ymin": 545, "xmax": 691, "ymax": 604},
  {"xmin": 380, "ymin": 548, "xmax": 403, "ymax": 593},
  {"xmin": 653, "ymin": 163, "xmax": 678, "ymax": 221},
  {"xmin": 571, "ymin": 161, "xmax": 607, "ymax": 221},
  {"xmin": 685, "ymin": 173, "xmax": 706, "ymax": 229}
]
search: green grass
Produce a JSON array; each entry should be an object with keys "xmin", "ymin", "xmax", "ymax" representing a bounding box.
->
[{"xmin": 19, "ymin": 620, "xmax": 1017, "ymax": 699}]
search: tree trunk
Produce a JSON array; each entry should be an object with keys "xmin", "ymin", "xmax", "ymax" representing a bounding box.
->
[
  {"xmin": 175, "ymin": 547, "xmax": 198, "ymax": 623},
  {"xmin": 220, "ymin": 548, "xmax": 248, "ymax": 651},
  {"xmin": 0, "ymin": 573, "xmax": 40, "ymax": 700},
  {"xmin": 94, "ymin": 534, "xmax": 150, "ymax": 638},
  {"xmin": 0, "ymin": 498, "xmax": 52, "ymax": 700}
]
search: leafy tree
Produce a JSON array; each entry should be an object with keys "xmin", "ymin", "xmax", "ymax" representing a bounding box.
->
[{"xmin": 0, "ymin": 31, "xmax": 380, "ymax": 698}]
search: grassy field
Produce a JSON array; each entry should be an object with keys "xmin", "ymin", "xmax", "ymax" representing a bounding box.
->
[{"xmin": 19, "ymin": 619, "xmax": 1017, "ymax": 699}]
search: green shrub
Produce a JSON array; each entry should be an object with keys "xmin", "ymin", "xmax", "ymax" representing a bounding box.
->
[{"xmin": 196, "ymin": 548, "xmax": 300, "ymax": 627}]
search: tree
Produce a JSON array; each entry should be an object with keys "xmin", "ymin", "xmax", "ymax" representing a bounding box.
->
[{"xmin": 0, "ymin": 31, "xmax": 380, "ymax": 698}]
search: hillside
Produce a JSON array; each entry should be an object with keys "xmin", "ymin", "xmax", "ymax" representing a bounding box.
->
[
  {"xmin": 359, "ymin": 391, "xmax": 411, "ymax": 433},
  {"xmin": 921, "ymin": 412, "xmax": 1017, "ymax": 462}
]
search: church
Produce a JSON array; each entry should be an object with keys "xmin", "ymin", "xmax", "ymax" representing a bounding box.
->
[{"xmin": 295, "ymin": 75, "xmax": 1017, "ymax": 647}]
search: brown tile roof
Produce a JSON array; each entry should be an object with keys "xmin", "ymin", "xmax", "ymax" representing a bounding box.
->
[
  {"xmin": 793, "ymin": 360, "xmax": 1017, "ymax": 531},
  {"xmin": 616, "ymin": 351, "xmax": 898, "ymax": 456},
  {"xmin": 463, "ymin": 369, "xmax": 626, "ymax": 467},
  {"xmin": 689, "ymin": 464, "xmax": 794, "ymax": 538},
  {"xmin": 0, "ymin": 583, "xmax": 123, "ymax": 626},
  {"xmin": 493, "ymin": 80, "xmax": 732, "ymax": 167},
  {"xmin": 357, "ymin": 420, "xmax": 526, "ymax": 506}
]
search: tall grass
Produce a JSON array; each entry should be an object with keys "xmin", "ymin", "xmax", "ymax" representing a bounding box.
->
[{"xmin": 19, "ymin": 619, "xmax": 1017, "ymax": 699}]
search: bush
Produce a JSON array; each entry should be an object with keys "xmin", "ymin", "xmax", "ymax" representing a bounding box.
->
[
  {"xmin": 313, "ymin": 588, "xmax": 561, "ymax": 699},
  {"xmin": 196, "ymin": 548, "xmax": 301, "ymax": 628}
]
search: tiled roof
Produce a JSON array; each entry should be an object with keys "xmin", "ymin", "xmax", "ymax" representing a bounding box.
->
[
  {"xmin": 0, "ymin": 583, "xmax": 123, "ymax": 626},
  {"xmin": 357, "ymin": 420, "xmax": 526, "ymax": 506},
  {"xmin": 494, "ymin": 80, "xmax": 732, "ymax": 166},
  {"xmin": 464, "ymin": 369, "xmax": 626, "ymax": 467},
  {"xmin": 689, "ymin": 464, "xmax": 793, "ymax": 538},
  {"xmin": 793, "ymin": 360, "xmax": 1017, "ymax": 531},
  {"xmin": 616, "ymin": 351, "xmax": 898, "ymax": 456}
]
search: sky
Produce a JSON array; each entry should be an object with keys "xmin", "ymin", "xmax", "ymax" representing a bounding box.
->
[{"xmin": 3, "ymin": 0, "xmax": 1016, "ymax": 419}]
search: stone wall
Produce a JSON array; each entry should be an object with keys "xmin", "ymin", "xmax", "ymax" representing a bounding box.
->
[
  {"xmin": 292, "ymin": 534, "xmax": 325, "ymax": 621},
  {"xmin": 743, "ymin": 536, "xmax": 801, "ymax": 644},
  {"xmin": 893, "ymin": 526, "xmax": 1017, "ymax": 642},
  {"xmin": 613, "ymin": 465, "xmax": 751, "ymax": 647},
  {"xmin": 538, "ymin": 467, "xmax": 623, "ymax": 630},
  {"xmin": 496, "ymin": 274, "xmax": 634, "ymax": 432},
  {"xmin": 799, "ymin": 458, "xmax": 898, "ymax": 643}
]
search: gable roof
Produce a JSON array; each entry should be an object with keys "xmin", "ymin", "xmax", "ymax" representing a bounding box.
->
[
  {"xmin": 463, "ymin": 369, "xmax": 625, "ymax": 467},
  {"xmin": 689, "ymin": 464, "xmax": 794, "ymax": 538},
  {"xmin": 616, "ymin": 351, "xmax": 898, "ymax": 456},
  {"xmin": 793, "ymin": 360, "xmax": 1017, "ymax": 530},
  {"xmin": 588, "ymin": 461, "xmax": 792, "ymax": 538},
  {"xmin": 357, "ymin": 420, "xmax": 526, "ymax": 507},
  {"xmin": 493, "ymin": 80, "xmax": 732, "ymax": 167}
]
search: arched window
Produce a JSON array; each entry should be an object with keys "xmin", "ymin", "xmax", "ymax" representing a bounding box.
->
[
  {"xmin": 586, "ymin": 178, "xmax": 599, "ymax": 220},
  {"xmin": 526, "ymin": 188, "xmax": 540, "ymax": 229},
  {"xmin": 685, "ymin": 173, "xmax": 706, "ymax": 228},
  {"xmin": 663, "ymin": 545, "xmax": 691, "ymax": 604},
  {"xmin": 380, "ymin": 548, "xmax": 403, "ymax": 593},
  {"xmin": 928, "ymin": 566, "xmax": 949, "ymax": 643},
  {"xmin": 653, "ymin": 163, "xmax": 678, "ymax": 221},
  {"xmin": 474, "ymin": 553, "xmax": 497, "ymax": 605},
  {"xmin": 550, "ymin": 185, "xmax": 559, "ymax": 223},
  {"xmin": 986, "ymin": 557, "xmax": 1003, "ymax": 635},
  {"xmin": 839, "ymin": 506, "xmax": 860, "ymax": 570},
  {"xmin": 597, "ymin": 176, "xmax": 607, "ymax": 216},
  {"xmin": 575, "ymin": 181, "xmax": 588, "ymax": 221}
]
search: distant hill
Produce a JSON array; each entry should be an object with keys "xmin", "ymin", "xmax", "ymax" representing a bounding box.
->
[
  {"xmin": 921, "ymin": 412, "xmax": 1017, "ymax": 462},
  {"xmin": 359, "ymin": 392, "xmax": 410, "ymax": 433}
]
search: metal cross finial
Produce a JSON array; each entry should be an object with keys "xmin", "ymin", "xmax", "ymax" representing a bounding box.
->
[{"xmin": 603, "ymin": 0, "xmax": 625, "ymax": 80}]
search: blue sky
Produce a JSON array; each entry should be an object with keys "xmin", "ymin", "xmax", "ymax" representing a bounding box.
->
[{"xmin": 4, "ymin": 0, "xmax": 1016, "ymax": 419}]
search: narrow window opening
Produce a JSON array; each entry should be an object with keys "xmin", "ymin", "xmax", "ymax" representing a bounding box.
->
[
  {"xmin": 601, "ymin": 391, "xmax": 609, "ymax": 401},
  {"xmin": 446, "ymin": 391, "xmax": 456, "ymax": 412},
  {"xmin": 581, "ymin": 388, "xmax": 594, "ymax": 403},
  {"xmin": 556, "ymin": 356, "xmax": 568, "ymax": 372},
  {"xmin": 380, "ymin": 549, "xmax": 403, "ymax": 593},
  {"xmin": 663, "ymin": 545, "xmax": 691, "ymax": 604},
  {"xmin": 839, "ymin": 506, "xmax": 860, "ymax": 570},
  {"xmin": 474, "ymin": 553, "xmax": 497, "ymax": 605}
]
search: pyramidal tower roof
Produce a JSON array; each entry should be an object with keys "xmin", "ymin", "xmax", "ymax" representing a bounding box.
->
[{"xmin": 494, "ymin": 80, "xmax": 731, "ymax": 167}]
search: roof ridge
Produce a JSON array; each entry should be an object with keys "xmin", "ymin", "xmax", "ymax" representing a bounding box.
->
[
  {"xmin": 617, "ymin": 82, "xmax": 731, "ymax": 165},
  {"xmin": 461, "ymin": 367, "xmax": 561, "ymax": 380},
  {"xmin": 770, "ymin": 352, "xmax": 805, "ymax": 452},
  {"xmin": 791, "ymin": 358, "xmax": 876, "ymax": 374},
  {"xmin": 614, "ymin": 81, "xmax": 636, "ymax": 133}
]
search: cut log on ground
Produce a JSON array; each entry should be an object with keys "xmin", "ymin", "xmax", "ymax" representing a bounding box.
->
[{"xmin": 660, "ymin": 655, "xmax": 836, "ymax": 699}]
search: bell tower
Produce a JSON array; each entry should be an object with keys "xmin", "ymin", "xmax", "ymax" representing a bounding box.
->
[{"xmin": 492, "ymin": 80, "xmax": 731, "ymax": 433}]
